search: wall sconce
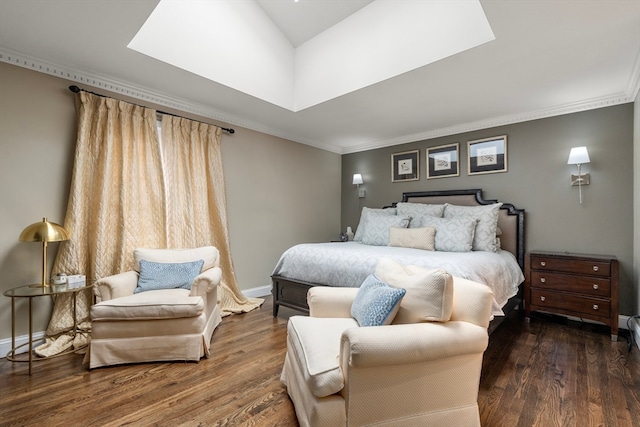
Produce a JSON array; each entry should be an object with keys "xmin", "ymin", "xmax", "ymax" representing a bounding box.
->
[
  {"xmin": 352, "ymin": 173, "xmax": 365, "ymax": 198},
  {"xmin": 567, "ymin": 146, "xmax": 590, "ymax": 205}
]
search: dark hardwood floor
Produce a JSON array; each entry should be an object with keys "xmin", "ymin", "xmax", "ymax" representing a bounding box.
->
[{"xmin": 1, "ymin": 297, "xmax": 638, "ymax": 427}]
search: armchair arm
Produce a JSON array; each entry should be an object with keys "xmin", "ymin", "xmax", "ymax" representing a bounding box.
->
[
  {"xmin": 308, "ymin": 287, "xmax": 359, "ymax": 318},
  {"xmin": 189, "ymin": 267, "xmax": 222, "ymax": 298},
  {"xmin": 94, "ymin": 271, "xmax": 139, "ymax": 302},
  {"xmin": 340, "ymin": 321, "xmax": 488, "ymax": 369},
  {"xmin": 450, "ymin": 277, "xmax": 494, "ymax": 328},
  {"xmin": 190, "ymin": 267, "xmax": 222, "ymax": 318}
]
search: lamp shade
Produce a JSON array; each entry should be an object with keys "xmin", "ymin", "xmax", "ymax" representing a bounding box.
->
[
  {"xmin": 567, "ymin": 146, "xmax": 590, "ymax": 165},
  {"xmin": 19, "ymin": 218, "xmax": 69, "ymax": 243},
  {"xmin": 352, "ymin": 174, "xmax": 364, "ymax": 185}
]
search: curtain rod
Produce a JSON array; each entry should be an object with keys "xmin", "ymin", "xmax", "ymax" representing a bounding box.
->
[{"xmin": 68, "ymin": 85, "xmax": 235, "ymax": 134}]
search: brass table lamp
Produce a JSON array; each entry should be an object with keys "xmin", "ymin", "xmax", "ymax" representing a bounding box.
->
[{"xmin": 19, "ymin": 218, "xmax": 69, "ymax": 287}]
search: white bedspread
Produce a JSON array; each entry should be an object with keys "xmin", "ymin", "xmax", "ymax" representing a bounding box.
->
[{"xmin": 272, "ymin": 242, "xmax": 524, "ymax": 316}]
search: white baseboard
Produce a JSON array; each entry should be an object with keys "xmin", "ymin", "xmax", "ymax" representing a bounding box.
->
[
  {"xmin": 0, "ymin": 331, "xmax": 46, "ymax": 357},
  {"xmin": 1, "ymin": 285, "xmax": 273, "ymax": 358},
  {"xmin": 242, "ymin": 284, "xmax": 272, "ymax": 298}
]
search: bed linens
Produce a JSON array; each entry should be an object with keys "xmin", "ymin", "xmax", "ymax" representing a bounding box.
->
[{"xmin": 271, "ymin": 242, "xmax": 524, "ymax": 316}]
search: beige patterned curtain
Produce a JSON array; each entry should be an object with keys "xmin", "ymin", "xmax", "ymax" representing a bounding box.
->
[
  {"xmin": 160, "ymin": 115, "xmax": 263, "ymax": 315},
  {"xmin": 55, "ymin": 92, "xmax": 166, "ymax": 279},
  {"xmin": 41, "ymin": 92, "xmax": 165, "ymax": 357}
]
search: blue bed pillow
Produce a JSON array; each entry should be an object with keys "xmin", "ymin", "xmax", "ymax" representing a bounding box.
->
[
  {"xmin": 351, "ymin": 274, "xmax": 406, "ymax": 327},
  {"xmin": 135, "ymin": 259, "xmax": 204, "ymax": 294}
]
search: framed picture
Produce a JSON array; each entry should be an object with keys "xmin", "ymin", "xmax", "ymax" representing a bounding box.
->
[
  {"xmin": 468, "ymin": 135, "xmax": 508, "ymax": 175},
  {"xmin": 427, "ymin": 143, "xmax": 459, "ymax": 179},
  {"xmin": 391, "ymin": 150, "xmax": 419, "ymax": 182}
]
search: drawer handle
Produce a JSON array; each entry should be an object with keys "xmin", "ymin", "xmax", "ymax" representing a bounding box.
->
[
  {"xmin": 540, "ymin": 261, "xmax": 546, "ymax": 267},
  {"xmin": 593, "ymin": 266, "xmax": 599, "ymax": 272},
  {"xmin": 540, "ymin": 277, "xmax": 546, "ymax": 283},
  {"xmin": 593, "ymin": 284, "xmax": 599, "ymax": 290},
  {"xmin": 540, "ymin": 296, "xmax": 546, "ymax": 302},
  {"xmin": 593, "ymin": 304, "xmax": 599, "ymax": 310}
]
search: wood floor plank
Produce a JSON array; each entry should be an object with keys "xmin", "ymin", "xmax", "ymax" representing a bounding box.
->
[{"xmin": 1, "ymin": 299, "xmax": 638, "ymax": 427}]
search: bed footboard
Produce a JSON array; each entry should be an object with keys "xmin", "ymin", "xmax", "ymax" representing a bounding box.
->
[{"xmin": 271, "ymin": 275, "xmax": 314, "ymax": 316}]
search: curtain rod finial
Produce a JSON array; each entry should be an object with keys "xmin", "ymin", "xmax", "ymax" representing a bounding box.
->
[{"xmin": 69, "ymin": 85, "xmax": 80, "ymax": 93}]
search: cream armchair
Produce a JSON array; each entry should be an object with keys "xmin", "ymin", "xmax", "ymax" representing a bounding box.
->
[
  {"xmin": 88, "ymin": 246, "xmax": 223, "ymax": 369},
  {"xmin": 280, "ymin": 271, "xmax": 494, "ymax": 427}
]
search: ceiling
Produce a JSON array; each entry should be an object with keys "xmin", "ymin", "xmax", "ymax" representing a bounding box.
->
[{"xmin": 1, "ymin": 0, "xmax": 639, "ymax": 154}]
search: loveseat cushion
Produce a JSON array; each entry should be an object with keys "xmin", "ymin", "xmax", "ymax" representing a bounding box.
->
[
  {"xmin": 375, "ymin": 257, "xmax": 454, "ymax": 323},
  {"xmin": 91, "ymin": 289, "xmax": 204, "ymax": 321},
  {"xmin": 287, "ymin": 315, "xmax": 358, "ymax": 398}
]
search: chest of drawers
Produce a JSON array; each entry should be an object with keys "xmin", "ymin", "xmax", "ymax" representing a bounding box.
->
[{"xmin": 524, "ymin": 251, "xmax": 618, "ymax": 341}]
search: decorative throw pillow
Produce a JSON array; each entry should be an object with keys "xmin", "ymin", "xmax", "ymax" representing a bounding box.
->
[
  {"xmin": 353, "ymin": 207, "xmax": 397, "ymax": 242},
  {"xmin": 396, "ymin": 203, "xmax": 445, "ymax": 228},
  {"xmin": 351, "ymin": 274, "xmax": 406, "ymax": 327},
  {"xmin": 360, "ymin": 215, "xmax": 411, "ymax": 246},
  {"xmin": 375, "ymin": 257, "xmax": 454, "ymax": 323},
  {"xmin": 133, "ymin": 246, "xmax": 218, "ymax": 272},
  {"xmin": 388, "ymin": 227, "xmax": 436, "ymax": 251},
  {"xmin": 135, "ymin": 259, "xmax": 204, "ymax": 294},
  {"xmin": 418, "ymin": 216, "xmax": 477, "ymax": 252},
  {"xmin": 444, "ymin": 203, "xmax": 502, "ymax": 252}
]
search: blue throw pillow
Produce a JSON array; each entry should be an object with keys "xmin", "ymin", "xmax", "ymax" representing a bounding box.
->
[
  {"xmin": 351, "ymin": 274, "xmax": 406, "ymax": 327},
  {"xmin": 135, "ymin": 259, "xmax": 205, "ymax": 294}
]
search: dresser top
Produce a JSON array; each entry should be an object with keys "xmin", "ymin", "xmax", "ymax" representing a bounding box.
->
[{"xmin": 529, "ymin": 251, "xmax": 617, "ymax": 262}]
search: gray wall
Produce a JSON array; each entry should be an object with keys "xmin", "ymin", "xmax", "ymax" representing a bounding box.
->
[
  {"xmin": 634, "ymin": 91, "xmax": 640, "ymax": 318},
  {"xmin": 342, "ymin": 104, "xmax": 635, "ymax": 315},
  {"xmin": 0, "ymin": 62, "xmax": 341, "ymax": 340}
]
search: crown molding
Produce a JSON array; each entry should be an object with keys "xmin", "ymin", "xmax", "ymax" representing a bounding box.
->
[
  {"xmin": 1, "ymin": 47, "xmax": 635, "ymax": 156},
  {"xmin": 626, "ymin": 47, "xmax": 640, "ymax": 101},
  {"xmin": 342, "ymin": 91, "xmax": 634, "ymax": 154},
  {"xmin": 0, "ymin": 48, "xmax": 344, "ymax": 154}
]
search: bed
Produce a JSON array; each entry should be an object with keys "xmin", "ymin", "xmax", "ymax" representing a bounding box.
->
[{"xmin": 271, "ymin": 188, "xmax": 525, "ymax": 326}]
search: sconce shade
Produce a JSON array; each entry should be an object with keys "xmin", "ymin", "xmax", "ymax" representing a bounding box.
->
[
  {"xmin": 19, "ymin": 218, "xmax": 69, "ymax": 243},
  {"xmin": 567, "ymin": 146, "xmax": 590, "ymax": 165},
  {"xmin": 352, "ymin": 174, "xmax": 364, "ymax": 185}
]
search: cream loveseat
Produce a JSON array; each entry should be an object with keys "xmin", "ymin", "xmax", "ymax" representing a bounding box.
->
[
  {"xmin": 280, "ymin": 258, "xmax": 494, "ymax": 427},
  {"xmin": 89, "ymin": 246, "xmax": 223, "ymax": 369}
]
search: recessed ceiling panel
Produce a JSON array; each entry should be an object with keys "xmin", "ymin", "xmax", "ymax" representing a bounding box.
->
[
  {"xmin": 128, "ymin": 0, "xmax": 296, "ymax": 110},
  {"xmin": 294, "ymin": 0, "xmax": 495, "ymax": 110},
  {"xmin": 256, "ymin": 0, "xmax": 374, "ymax": 47},
  {"xmin": 129, "ymin": 0, "xmax": 494, "ymax": 112}
]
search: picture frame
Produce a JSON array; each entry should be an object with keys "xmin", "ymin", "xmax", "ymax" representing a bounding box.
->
[
  {"xmin": 467, "ymin": 135, "xmax": 508, "ymax": 175},
  {"xmin": 426, "ymin": 143, "xmax": 459, "ymax": 179},
  {"xmin": 391, "ymin": 149, "xmax": 419, "ymax": 182}
]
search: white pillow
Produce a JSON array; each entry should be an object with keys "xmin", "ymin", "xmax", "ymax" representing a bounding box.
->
[
  {"xmin": 375, "ymin": 257, "xmax": 454, "ymax": 323},
  {"xmin": 388, "ymin": 227, "xmax": 436, "ymax": 251},
  {"xmin": 419, "ymin": 217, "xmax": 477, "ymax": 252},
  {"xmin": 444, "ymin": 203, "xmax": 502, "ymax": 252},
  {"xmin": 353, "ymin": 207, "xmax": 397, "ymax": 242},
  {"xmin": 360, "ymin": 215, "xmax": 411, "ymax": 246},
  {"xmin": 396, "ymin": 203, "xmax": 445, "ymax": 228}
]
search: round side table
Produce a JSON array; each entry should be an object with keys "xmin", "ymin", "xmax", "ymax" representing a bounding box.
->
[{"xmin": 3, "ymin": 282, "xmax": 94, "ymax": 374}]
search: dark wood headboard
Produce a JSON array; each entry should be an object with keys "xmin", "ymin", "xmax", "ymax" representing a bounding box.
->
[{"xmin": 391, "ymin": 189, "xmax": 525, "ymax": 271}]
